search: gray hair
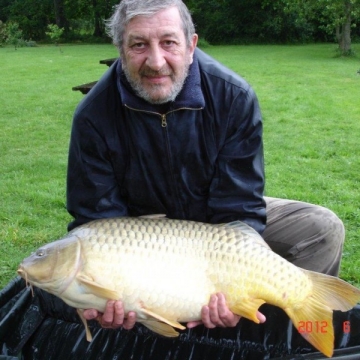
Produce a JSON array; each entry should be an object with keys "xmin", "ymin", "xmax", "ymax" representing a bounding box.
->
[{"xmin": 105, "ymin": 0, "xmax": 195, "ymax": 53}]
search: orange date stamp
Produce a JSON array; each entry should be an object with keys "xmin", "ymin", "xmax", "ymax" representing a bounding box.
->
[{"xmin": 297, "ymin": 320, "xmax": 351, "ymax": 334}]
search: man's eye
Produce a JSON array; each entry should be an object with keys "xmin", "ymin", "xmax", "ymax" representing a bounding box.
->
[
  {"xmin": 163, "ymin": 40, "xmax": 175, "ymax": 47},
  {"xmin": 129, "ymin": 42, "xmax": 147, "ymax": 53},
  {"xmin": 132, "ymin": 43, "xmax": 145, "ymax": 49}
]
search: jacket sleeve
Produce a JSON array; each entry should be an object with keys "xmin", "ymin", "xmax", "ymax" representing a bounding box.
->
[
  {"xmin": 66, "ymin": 110, "xmax": 128, "ymax": 231},
  {"xmin": 207, "ymin": 86, "xmax": 266, "ymax": 234}
]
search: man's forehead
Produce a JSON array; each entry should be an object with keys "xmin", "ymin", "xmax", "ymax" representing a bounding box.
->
[
  {"xmin": 127, "ymin": 30, "xmax": 181, "ymax": 43},
  {"xmin": 124, "ymin": 7, "xmax": 183, "ymax": 38}
]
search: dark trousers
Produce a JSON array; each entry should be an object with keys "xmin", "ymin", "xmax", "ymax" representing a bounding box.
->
[{"xmin": 263, "ymin": 197, "xmax": 345, "ymax": 276}]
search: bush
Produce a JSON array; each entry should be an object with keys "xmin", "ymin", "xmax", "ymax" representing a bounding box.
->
[
  {"xmin": 6, "ymin": 22, "xmax": 24, "ymax": 50},
  {"xmin": 0, "ymin": 21, "xmax": 7, "ymax": 47},
  {"xmin": 45, "ymin": 24, "xmax": 64, "ymax": 46},
  {"xmin": 197, "ymin": 38, "xmax": 211, "ymax": 48},
  {"xmin": 26, "ymin": 40, "xmax": 37, "ymax": 47}
]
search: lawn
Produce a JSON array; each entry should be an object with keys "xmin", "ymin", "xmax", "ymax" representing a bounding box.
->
[{"xmin": 0, "ymin": 43, "xmax": 359, "ymax": 289}]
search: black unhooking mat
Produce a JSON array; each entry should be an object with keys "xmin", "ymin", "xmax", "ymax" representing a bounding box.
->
[{"xmin": 1, "ymin": 277, "xmax": 360, "ymax": 359}]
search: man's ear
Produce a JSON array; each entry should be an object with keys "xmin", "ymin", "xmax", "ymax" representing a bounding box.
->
[{"xmin": 189, "ymin": 34, "xmax": 198, "ymax": 64}]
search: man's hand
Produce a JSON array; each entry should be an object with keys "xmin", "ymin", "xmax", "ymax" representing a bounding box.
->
[
  {"xmin": 187, "ymin": 293, "xmax": 266, "ymax": 329},
  {"xmin": 83, "ymin": 300, "xmax": 136, "ymax": 330}
]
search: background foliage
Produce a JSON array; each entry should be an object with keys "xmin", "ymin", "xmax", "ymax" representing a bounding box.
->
[{"xmin": 0, "ymin": 0, "xmax": 359, "ymax": 50}]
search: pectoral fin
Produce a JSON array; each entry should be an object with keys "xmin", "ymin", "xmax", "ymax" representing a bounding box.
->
[
  {"xmin": 77, "ymin": 274, "xmax": 119, "ymax": 300},
  {"xmin": 140, "ymin": 319, "xmax": 180, "ymax": 337},
  {"xmin": 140, "ymin": 306, "xmax": 186, "ymax": 330},
  {"xmin": 230, "ymin": 298, "xmax": 266, "ymax": 323}
]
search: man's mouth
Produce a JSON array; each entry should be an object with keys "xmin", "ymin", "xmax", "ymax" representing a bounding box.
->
[{"xmin": 143, "ymin": 74, "xmax": 170, "ymax": 84}]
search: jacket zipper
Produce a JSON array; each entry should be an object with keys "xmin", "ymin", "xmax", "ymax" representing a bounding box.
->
[
  {"xmin": 123, "ymin": 104, "xmax": 203, "ymax": 217},
  {"xmin": 161, "ymin": 114, "xmax": 167, "ymax": 128}
]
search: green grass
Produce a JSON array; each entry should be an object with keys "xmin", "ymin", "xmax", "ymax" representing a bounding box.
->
[{"xmin": 1, "ymin": 43, "xmax": 359, "ymax": 289}]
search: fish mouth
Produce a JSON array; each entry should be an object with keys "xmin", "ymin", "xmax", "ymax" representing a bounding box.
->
[{"xmin": 17, "ymin": 266, "xmax": 25, "ymax": 279}]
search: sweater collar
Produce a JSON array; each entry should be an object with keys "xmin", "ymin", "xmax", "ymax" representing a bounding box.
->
[{"xmin": 116, "ymin": 51, "xmax": 205, "ymax": 113}]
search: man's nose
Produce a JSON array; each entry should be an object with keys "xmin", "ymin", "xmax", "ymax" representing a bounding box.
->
[{"xmin": 146, "ymin": 45, "xmax": 166, "ymax": 71}]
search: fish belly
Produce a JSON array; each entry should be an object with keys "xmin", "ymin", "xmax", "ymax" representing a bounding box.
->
[{"xmin": 79, "ymin": 237, "xmax": 216, "ymax": 322}]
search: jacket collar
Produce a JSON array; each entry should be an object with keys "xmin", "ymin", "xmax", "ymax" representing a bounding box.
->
[{"xmin": 116, "ymin": 50, "xmax": 205, "ymax": 113}]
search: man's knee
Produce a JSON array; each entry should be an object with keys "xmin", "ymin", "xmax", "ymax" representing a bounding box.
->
[
  {"xmin": 291, "ymin": 205, "xmax": 345, "ymax": 275},
  {"xmin": 264, "ymin": 197, "xmax": 345, "ymax": 275},
  {"xmin": 313, "ymin": 206, "xmax": 345, "ymax": 249}
]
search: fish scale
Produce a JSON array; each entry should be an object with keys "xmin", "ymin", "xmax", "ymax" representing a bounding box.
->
[{"xmin": 18, "ymin": 216, "xmax": 360, "ymax": 358}]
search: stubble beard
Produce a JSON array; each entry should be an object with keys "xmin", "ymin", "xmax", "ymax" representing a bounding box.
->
[{"xmin": 122, "ymin": 61, "xmax": 190, "ymax": 105}]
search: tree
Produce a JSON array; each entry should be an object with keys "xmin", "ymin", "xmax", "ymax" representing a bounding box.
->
[
  {"xmin": 0, "ymin": 0, "xmax": 12, "ymax": 22},
  {"xmin": 53, "ymin": 0, "xmax": 69, "ymax": 34},
  {"xmin": 63, "ymin": 0, "xmax": 118, "ymax": 38},
  {"xmin": 280, "ymin": 0, "xmax": 360, "ymax": 55},
  {"xmin": 91, "ymin": 0, "xmax": 118, "ymax": 38},
  {"xmin": 323, "ymin": 0, "xmax": 356, "ymax": 55},
  {"xmin": 186, "ymin": 0, "xmax": 316, "ymax": 44},
  {"xmin": 4, "ymin": 0, "xmax": 54, "ymax": 40}
]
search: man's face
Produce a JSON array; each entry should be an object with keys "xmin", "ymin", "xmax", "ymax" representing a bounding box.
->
[{"xmin": 122, "ymin": 7, "xmax": 198, "ymax": 104}]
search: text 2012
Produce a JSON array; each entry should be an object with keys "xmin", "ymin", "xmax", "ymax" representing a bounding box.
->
[{"xmin": 298, "ymin": 320, "xmax": 351, "ymax": 334}]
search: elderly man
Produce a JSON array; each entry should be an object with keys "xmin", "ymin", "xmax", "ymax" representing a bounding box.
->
[{"xmin": 66, "ymin": 0, "xmax": 344, "ymax": 332}]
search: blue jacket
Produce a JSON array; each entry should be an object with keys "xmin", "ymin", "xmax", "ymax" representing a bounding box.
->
[{"xmin": 67, "ymin": 48, "xmax": 266, "ymax": 233}]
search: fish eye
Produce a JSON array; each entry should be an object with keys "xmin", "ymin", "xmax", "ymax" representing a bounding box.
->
[{"xmin": 36, "ymin": 249, "xmax": 46, "ymax": 257}]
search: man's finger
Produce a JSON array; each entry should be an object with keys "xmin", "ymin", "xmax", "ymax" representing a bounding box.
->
[
  {"xmin": 100, "ymin": 300, "xmax": 116, "ymax": 327},
  {"xmin": 202, "ymin": 302, "xmax": 217, "ymax": 328},
  {"xmin": 123, "ymin": 311, "xmax": 137, "ymax": 330},
  {"xmin": 83, "ymin": 308, "xmax": 99, "ymax": 321},
  {"xmin": 112, "ymin": 300, "xmax": 125, "ymax": 327},
  {"xmin": 186, "ymin": 320, "xmax": 203, "ymax": 329},
  {"xmin": 216, "ymin": 293, "xmax": 240, "ymax": 327},
  {"xmin": 216, "ymin": 293, "xmax": 229, "ymax": 319},
  {"xmin": 257, "ymin": 311, "xmax": 266, "ymax": 323}
]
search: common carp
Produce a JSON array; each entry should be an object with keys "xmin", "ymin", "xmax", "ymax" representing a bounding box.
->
[{"xmin": 17, "ymin": 216, "xmax": 360, "ymax": 357}]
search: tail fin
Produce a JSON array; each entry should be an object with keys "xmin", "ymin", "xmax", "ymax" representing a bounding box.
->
[{"xmin": 284, "ymin": 270, "xmax": 360, "ymax": 358}]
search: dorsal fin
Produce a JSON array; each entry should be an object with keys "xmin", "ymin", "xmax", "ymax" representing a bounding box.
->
[{"xmin": 139, "ymin": 214, "xmax": 167, "ymax": 219}]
